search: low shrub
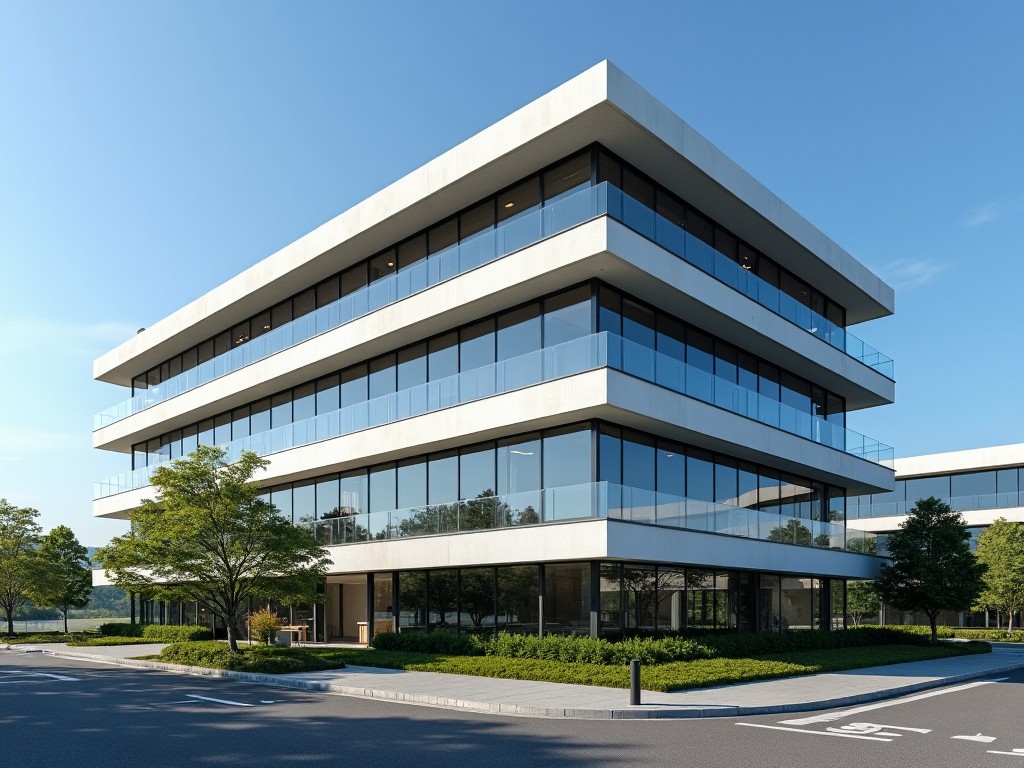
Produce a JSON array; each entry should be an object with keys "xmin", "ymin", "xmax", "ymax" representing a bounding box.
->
[
  {"xmin": 478, "ymin": 626, "xmax": 933, "ymax": 666},
  {"xmin": 158, "ymin": 641, "xmax": 347, "ymax": 674},
  {"xmin": 872, "ymin": 624, "xmax": 1022, "ymax": 642},
  {"xmin": 99, "ymin": 622, "xmax": 144, "ymax": 637},
  {"xmin": 248, "ymin": 608, "xmax": 281, "ymax": 645},
  {"xmin": 141, "ymin": 624, "xmax": 212, "ymax": 642},
  {"xmin": 370, "ymin": 630, "xmax": 485, "ymax": 656}
]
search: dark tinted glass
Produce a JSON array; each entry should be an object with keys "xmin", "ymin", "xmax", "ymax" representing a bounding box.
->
[
  {"xmin": 497, "ymin": 434, "xmax": 541, "ymax": 494},
  {"xmin": 497, "ymin": 303, "xmax": 541, "ymax": 360},
  {"xmin": 428, "ymin": 333, "xmax": 458, "ymax": 381},
  {"xmin": 398, "ymin": 234, "xmax": 427, "ymax": 270},
  {"xmin": 293, "ymin": 289, "xmax": 316, "ymax": 319},
  {"xmin": 543, "ymin": 286, "xmax": 591, "ymax": 347},
  {"xmin": 369, "ymin": 250, "xmax": 397, "ymax": 283},
  {"xmin": 428, "ymin": 218, "xmax": 458, "ymax": 254},
  {"xmin": 498, "ymin": 178, "xmax": 541, "ymax": 223},
  {"xmin": 397, "ymin": 459, "xmax": 427, "ymax": 509},
  {"xmin": 460, "ymin": 200, "xmax": 494, "ymax": 239},
  {"xmin": 341, "ymin": 364, "xmax": 368, "ymax": 404},
  {"xmin": 460, "ymin": 319, "xmax": 495, "ymax": 371},
  {"xmin": 397, "ymin": 343, "xmax": 427, "ymax": 389},
  {"xmin": 341, "ymin": 263, "xmax": 367, "ymax": 297},
  {"xmin": 543, "ymin": 425, "xmax": 591, "ymax": 487},
  {"xmin": 428, "ymin": 451, "xmax": 458, "ymax": 504},
  {"xmin": 316, "ymin": 276, "xmax": 340, "ymax": 307},
  {"xmin": 460, "ymin": 444, "xmax": 496, "ymax": 499},
  {"xmin": 543, "ymin": 152, "xmax": 591, "ymax": 201},
  {"xmin": 369, "ymin": 354, "xmax": 396, "ymax": 399}
]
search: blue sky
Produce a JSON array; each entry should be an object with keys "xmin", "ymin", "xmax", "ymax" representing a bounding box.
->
[{"xmin": 1, "ymin": 2, "xmax": 1021, "ymax": 545}]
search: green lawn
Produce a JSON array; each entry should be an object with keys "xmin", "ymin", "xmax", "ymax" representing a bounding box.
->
[{"xmin": 148, "ymin": 640, "xmax": 986, "ymax": 692}]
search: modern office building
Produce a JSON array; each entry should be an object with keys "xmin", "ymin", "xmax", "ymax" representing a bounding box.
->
[
  {"xmin": 847, "ymin": 443, "xmax": 1024, "ymax": 627},
  {"xmin": 92, "ymin": 61, "xmax": 896, "ymax": 641}
]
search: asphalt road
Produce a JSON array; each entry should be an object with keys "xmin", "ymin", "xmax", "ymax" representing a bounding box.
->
[{"xmin": 2, "ymin": 649, "xmax": 1022, "ymax": 768}]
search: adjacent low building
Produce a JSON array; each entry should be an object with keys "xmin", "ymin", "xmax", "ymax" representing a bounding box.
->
[
  {"xmin": 848, "ymin": 443, "xmax": 1024, "ymax": 627},
  {"xmin": 92, "ymin": 61, "xmax": 896, "ymax": 640}
]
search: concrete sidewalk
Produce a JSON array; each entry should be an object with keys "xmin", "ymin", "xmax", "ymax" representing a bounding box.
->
[{"xmin": 7, "ymin": 641, "xmax": 1024, "ymax": 720}]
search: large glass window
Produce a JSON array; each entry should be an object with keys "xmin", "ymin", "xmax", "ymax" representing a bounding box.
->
[
  {"xmin": 543, "ymin": 562, "xmax": 590, "ymax": 635},
  {"xmin": 497, "ymin": 434, "xmax": 541, "ymax": 525},
  {"xmin": 369, "ymin": 464, "xmax": 397, "ymax": 538},
  {"xmin": 543, "ymin": 286, "xmax": 592, "ymax": 347},
  {"xmin": 543, "ymin": 152, "xmax": 590, "ymax": 202},
  {"xmin": 906, "ymin": 475, "xmax": 951, "ymax": 505},
  {"xmin": 497, "ymin": 565, "xmax": 539, "ymax": 634}
]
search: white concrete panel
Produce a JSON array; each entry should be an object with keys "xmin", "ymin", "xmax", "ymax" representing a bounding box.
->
[
  {"xmin": 603, "ymin": 520, "xmax": 883, "ymax": 579},
  {"xmin": 848, "ymin": 506, "xmax": 1024, "ymax": 533},
  {"xmin": 322, "ymin": 518, "xmax": 882, "ymax": 580},
  {"xmin": 894, "ymin": 444, "xmax": 1024, "ymax": 478}
]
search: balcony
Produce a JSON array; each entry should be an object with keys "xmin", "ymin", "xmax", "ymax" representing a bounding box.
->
[
  {"xmin": 304, "ymin": 480, "xmax": 878, "ymax": 554},
  {"xmin": 95, "ymin": 332, "xmax": 893, "ymax": 499},
  {"xmin": 96, "ymin": 182, "xmax": 893, "ymax": 430}
]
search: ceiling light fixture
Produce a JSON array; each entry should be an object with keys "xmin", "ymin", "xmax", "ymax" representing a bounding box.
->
[
  {"xmin": 386, "ymin": 261, "xmax": 394, "ymax": 268},
  {"xmin": 503, "ymin": 201, "xmax": 515, "ymax": 209}
]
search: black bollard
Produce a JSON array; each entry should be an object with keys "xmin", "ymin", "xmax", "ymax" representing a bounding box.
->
[{"xmin": 629, "ymin": 659, "xmax": 641, "ymax": 705}]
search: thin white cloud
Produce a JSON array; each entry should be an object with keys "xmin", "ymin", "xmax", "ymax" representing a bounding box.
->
[
  {"xmin": 963, "ymin": 199, "xmax": 1024, "ymax": 228},
  {"xmin": 878, "ymin": 259, "xmax": 948, "ymax": 290}
]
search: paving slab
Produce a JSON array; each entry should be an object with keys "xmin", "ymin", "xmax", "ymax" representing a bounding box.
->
[{"xmin": 5, "ymin": 640, "xmax": 1023, "ymax": 720}]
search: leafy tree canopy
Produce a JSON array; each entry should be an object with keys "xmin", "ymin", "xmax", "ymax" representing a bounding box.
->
[
  {"xmin": 0, "ymin": 499, "xmax": 44, "ymax": 636},
  {"xmin": 96, "ymin": 447, "xmax": 330, "ymax": 652},
  {"xmin": 973, "ymin": 518, "xmax": 1024, "ymax": 635},
  {"xmin": 29, "ymin": 525, "xmax": 93, "ymax": 634},
  {"xmin": 875, "ymin": 497, "xmax": 985, "ymax": 642}
]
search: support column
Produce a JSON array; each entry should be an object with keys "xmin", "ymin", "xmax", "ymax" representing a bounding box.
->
[
  {"xmin": 537, "ymin": 565, "xmax": 545, "ymax": 638},
  {"xmin": 129, "ymin": 592, "xmax": 136, "ymax": 624},
  {"xmin": 820, "ymin": 578, "xmax": 832, "ymax": 631},
  {"xmin": 365, "ymin": 573, "xmax": 375, "ymax": 644},
  {"xmin": 391, "ymin": 572, "xmax": 400, "ymax": 632},
  {"xmin": 589, "ymin": 561, "xmax": 601, "ymax": 639}
]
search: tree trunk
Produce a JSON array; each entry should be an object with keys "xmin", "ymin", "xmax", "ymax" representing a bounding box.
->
[
  {"xmin": 226, "ymin": 620, "xmax": 239, "ymax": 653},
  {"xmin": 63, "ymin": 611, "xmax": 69, "ymax": 635},
  {"xmin": 5, "ymin": 607, "xmax": 13, "ymax": 637},
  {"xmin": 1009, "ymin": 610, "xmax": 1015, "ymax": 637},
  {"xmin": 929, "ymin": 615, "xmax": 938, "ymax": 644}
]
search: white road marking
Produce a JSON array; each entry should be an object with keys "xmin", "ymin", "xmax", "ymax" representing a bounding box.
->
[
  {"xmin": 260, "ymin": 700, "xmax": 276, "ymax": 704},
  {"xmin": 826, "ymin": 722, "xmax": 930, "ymax": 737},
  {"xmin": 987, "ymin": 749, "xmax": 1024, "ymax": 757},
  {"xmin": 953, "ymin": 733, "xmax": 997, "ymax": 743},
  {"xmin": 0, "ymin": 672, "xmax": 79, "ymax": 684},
  {"xmin": 779, "ymin": 678, "xmax": 1011, "ymax": 725},
  {"xmin": 185, "ymin": 694, "xmax": 254, "ymax": 707},
  {"xmin": 735, "ymin": 723, "xmax": 893, "ymax": 741}
]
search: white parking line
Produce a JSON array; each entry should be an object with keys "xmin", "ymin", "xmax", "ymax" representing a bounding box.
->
[
  {"xmin": 736, "ymin": 723, "xmax": 893, "ymax": 741},
  {"xmin": 779, "ymin": 678, "xmax": 1010, "ymax": 725},
  {"xmin": 185, "ymin": 694, "xmax": 254, "ymax": 707},
  {"xmin": 0, "ymin": 672, "xmax": 80, "ymax": 684}
]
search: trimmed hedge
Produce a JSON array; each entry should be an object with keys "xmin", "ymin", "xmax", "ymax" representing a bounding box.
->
[
  {"xmin": 142, "ymin": 624, "xmax": 212, "ymax": 642},
  {"xmin": 368, "ymin": 626, "xmax": 939, "ymax": 667},
  {"xmin": 371, "ymin": 630, "xmax": 485, "ymax": 656},
  {"xmin": 99, "ymin": 622, "xmax": 144, "ymax": 637},
  {"xmin": 870, "ymin": 624, "xmax": 1024, "ymax": 642},
  {"xmin": 158, "ymin": 641, "xmax": 347, "ymax": 674},
  {"xmin": 97, "ymin": 623, "xmax": 211, "ymax": 641}
]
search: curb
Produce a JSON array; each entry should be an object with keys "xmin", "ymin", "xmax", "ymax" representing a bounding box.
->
[{"xmin": 6, "ymin": 644, "xmax": 1024, "ymax": 720}]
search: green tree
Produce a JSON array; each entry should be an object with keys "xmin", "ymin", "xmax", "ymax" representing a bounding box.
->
[
  {"xmin": 0, "ymin": 500, "xmax": 44, "ymax": 636},
  {"xmin": 845, "ymin": 580, "xmax": 880, "ymax": 626},
  {"xmin": 973, "ymin": 518, "xmax": 1024, "ymax": 635},
  {"xmin": 29, "ymin": 525, "xmax": 93, "ymax": 634},
  {"xmin": 767, "ymin": 519, "xmax": 812, "ymax": 546},
  {"xmin": 96, "ymin": 447, "xmax": 331, "ymax": 652},
  {"xmin": 875, "ymin": 497, "xmax": 985, "ymax": 643}
]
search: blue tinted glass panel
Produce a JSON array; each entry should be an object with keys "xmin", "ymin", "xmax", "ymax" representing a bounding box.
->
[{"xmin": 542, "ymin": 426, "xmax": 591, "ymax": 487}]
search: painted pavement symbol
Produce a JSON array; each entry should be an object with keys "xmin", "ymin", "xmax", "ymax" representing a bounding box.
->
[
  {"xmin": 987, "ymin": 749, "xmax": 1024, "ymax": 758},
  {"xmin": 953, "ymin": 734, "xmax": 998, "ymax": 743}
]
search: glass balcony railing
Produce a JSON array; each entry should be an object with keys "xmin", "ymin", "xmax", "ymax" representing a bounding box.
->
[
  {"xmin": 95, "ymin": 183, "xmax": 893, "ymax": 429},
  {"xmin": 850, "ymin": 492, "xmax": 1024, "ymax": 520},
  {"xmin": 95, "ymin": 332, "xmax": 893, "ymax": 499},
  {"xmin": 303, "ymin": 480, "xmax": 874, "ymax": 554}
]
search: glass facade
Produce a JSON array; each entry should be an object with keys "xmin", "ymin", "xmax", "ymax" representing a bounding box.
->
[
  {"xmin": 849, "ymin": 466, "xmax": 1024, "ymax": 519},
  {"xmin": 238, "ymin": 420, "xmax": 863, "ymax": 551},
  {"xmin": 97, "ymin": 146, "xmax": 893, "ymax": 430},
  {"xmin": 123, "ymin": 282, "xmax": 855, "ymax": 475}
]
